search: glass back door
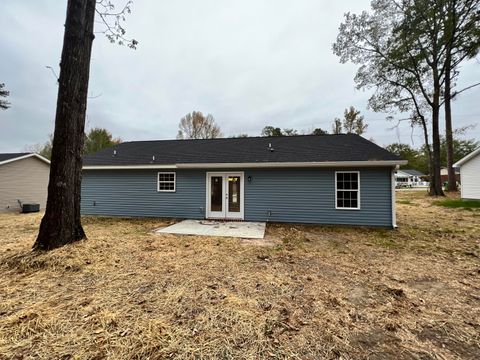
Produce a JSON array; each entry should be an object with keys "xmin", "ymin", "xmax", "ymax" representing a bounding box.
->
[{"xmin": 207, "ymin": 173, "xmax": 243, "ymax": 219}]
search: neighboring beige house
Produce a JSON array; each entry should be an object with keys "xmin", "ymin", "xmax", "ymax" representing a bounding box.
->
[
  {"xmin": 0, "ymin": 153, "xmax": 50, "ymax": 213},
  {"xmin": 454, "ymin": 148, "xmax": 480, "ymax": 200}
]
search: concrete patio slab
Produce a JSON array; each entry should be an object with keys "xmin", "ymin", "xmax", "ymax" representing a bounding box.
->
[{"xmin": 155, "ymin": 220, "xmax": 266, "ymax": 239}]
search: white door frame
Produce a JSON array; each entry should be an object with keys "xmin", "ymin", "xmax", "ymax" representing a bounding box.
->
[{"xmin": 206, "ymin": 172, "xmax": 244, "ymax": 220}]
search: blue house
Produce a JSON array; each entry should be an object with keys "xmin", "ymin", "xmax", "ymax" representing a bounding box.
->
[{"xmin": 81, "ymin": 134, "xmax": 406, "ymax": 227}]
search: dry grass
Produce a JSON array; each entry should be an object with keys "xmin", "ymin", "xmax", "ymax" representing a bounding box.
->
[{"xmin": 0, "ymin": 192, "xmax": 479, "ymax": 359}]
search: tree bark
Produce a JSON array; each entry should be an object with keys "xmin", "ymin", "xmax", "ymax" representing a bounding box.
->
[
  {"xmin": 444, "ymin": 1, "xmax": 458, "ymax": 192},
  {"xmin": 444, "ymin": 57, "xmax": 457, "ymax": 192},
  {"xmin": 430, "ymin": 72, "xmax": 445, "ymax": 196},
  {"xmin": 34, "ymin": 0, "xmax": 96, "ymax": 250},
  {"xmin": 418, "ymin": 113, "xmax": 433, "ymax": 189}
]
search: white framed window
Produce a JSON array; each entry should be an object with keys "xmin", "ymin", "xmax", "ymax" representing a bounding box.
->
[
  {"xmin": 335, "ymin": 171, "xmax": 360, "ymax": 210},
  {"xmin": 157, "ymin": 172, "xmax": 176, "ymax": 192}
]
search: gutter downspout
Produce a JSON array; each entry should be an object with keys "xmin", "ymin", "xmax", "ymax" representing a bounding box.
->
[{"xmin": 391, "ymin": 166, "xmax": 398, "ymax": 228}]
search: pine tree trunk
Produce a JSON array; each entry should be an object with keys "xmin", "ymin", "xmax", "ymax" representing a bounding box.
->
[
  {"xmin": 34, "ymin": 0, "xmax": 96, "ymax": 250},
  {"xmin": 419, "ymin": 114, "xmax": 433, "ymax": 189},
  {"xmin": 430, "ymin": 74, "xmax": 445, "ymax": 196},
  {"xmin": 444, "ymin": 0, "xmax": 457, "ymax": 193},
  {"xmin": 444, "ymin": 61, "xmax": 457, "ymax": 192}
]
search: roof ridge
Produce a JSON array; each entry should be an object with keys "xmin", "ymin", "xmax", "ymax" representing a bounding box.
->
[{"xmin": 119, "ymin": 133, "xmax": 354, "ymax": 144}]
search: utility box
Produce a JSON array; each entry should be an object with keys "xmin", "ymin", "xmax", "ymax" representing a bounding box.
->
[{"xmin": 21, "ymin": 203, "xmax": 40, "ymax": 213}]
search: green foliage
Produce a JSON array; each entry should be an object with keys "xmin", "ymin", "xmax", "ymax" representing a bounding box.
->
[
  {"xmin": 0, "ymin": 83, "xmax": 10, "ymax": 110},
  {"xmin": 433, "ymin": 199, "xmax": 480, "ymax": 209},
  {"xmin": 84, "ymin": 127, "xmax": 122, "ymax": 155},
  {"xmin": 343, "ymin": 106, "xmax": 367, "ymax": 135},
  {"xmin": 439, "ymin": 136, "xmax": 478, "ymax": 167},
  {"xmin": 386, "ymin": 136, "xmax": 478, "ymax": 174},
  {"xmin": 261, "ymin": 126, "xmax": 329, "ymax": 136},
  {"xmin": 261, "ymin": 126, "xmax": 283, "ymax": 137},
  {"xmin": 386, "ymin": 143, "xmax": 429, "ymax": 174},
  {"xmin": 332, "ymin": 118, "xmax": 342, "ymax": 134},
  {"xmin": 30, "ymin": 128, "xmax": 122, "ymax": 159},
  {"xmin": 333, "ymin": 0, "xmax": 480, "ymax": 195},
  {"xmin": 311, "ymin": 128, "xmax": 328, "ymax": 135},
  {"xmin": 331, "ymin": 107, "xmax": 367, "ymax": 135},
  {"xmin": 261, "ymin": 126, "xmax": 296, "ymax": 137}
]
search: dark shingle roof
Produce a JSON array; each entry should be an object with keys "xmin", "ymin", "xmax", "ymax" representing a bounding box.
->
[
  {"xmin": 400, "ymin": 169, "xmax": 425, "ymax": 176},
  {"xmin": 83, "ymin": 134, "xmax": 401, "ymax": 166},
  {"xmin": 0, "ymin": 153, "xmax": 31, "ymax": 163},
  {"xmin": 84, "ymin": 134, "xmax": 402, "ymax": 165}
]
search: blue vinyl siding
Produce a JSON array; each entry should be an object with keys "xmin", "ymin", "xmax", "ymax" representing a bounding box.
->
[
  {"xmin": 81, "ymin": 167, "xmax": 393, "ymax": 227},
  {"xmin": 81, "ymin": 170, "xmax": 206, "ymax": 219},
  {"xmin": 243, "ymin": 168, "xmax": 392, "ymax": 226}
]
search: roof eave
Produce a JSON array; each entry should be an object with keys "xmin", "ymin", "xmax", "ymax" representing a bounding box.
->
[
  {"xmin": 83, "ymin": 160, "xmax": 407, "ymax": 170},
  {"xmin": 453, "ymin": 147, "xmax": 480, "ymax": 167},
  {"xmin": 0, "ymin": 153, "xmax": 50, "ymax": 166}
]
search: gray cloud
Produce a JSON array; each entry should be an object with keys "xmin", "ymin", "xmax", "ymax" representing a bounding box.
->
[{"xmin": 1, "ymin": 0, "xmax": 479, "ymax": 152}]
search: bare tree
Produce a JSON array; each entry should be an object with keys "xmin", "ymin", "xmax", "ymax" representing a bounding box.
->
[
  {"xmin": 177, "ymin": 111, "xmax": 222, "ymax": 139},
  {"xmin": 34, "ymin": 0, "xmax": 136, "ymax": 251},
  {"xmin": 0, "ymin": 83, "xmax": 10, "ymax": 110}
]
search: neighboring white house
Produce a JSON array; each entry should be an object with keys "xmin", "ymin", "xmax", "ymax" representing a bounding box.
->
[
  {"xmin": 454, "ymin": 148, "xmax": 480, "ymax": 200},
  {"xmin": 394, "ymin": 169, "xmax": 428, "ymax": 188},
  {"xmin": 0, "ymin": 153, "xmax": 50, "ymax": 212}
]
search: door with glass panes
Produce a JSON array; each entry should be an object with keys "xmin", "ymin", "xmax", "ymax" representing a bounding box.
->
[{"xmin": 206, "ymin": 172, "xmax": 244, "ymax": 219}]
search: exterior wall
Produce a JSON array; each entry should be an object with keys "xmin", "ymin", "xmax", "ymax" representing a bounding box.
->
[
  {"xmin": 81, "ymin": 169, "xmax": 206, "ymax": 219},
  {"xmin": 81, "ymin": 167, "xmax": 394, "ymax": 227},
  {"xmin": 460, "ymin": 155, "xmax": 480, "ymax": 199},
  {"xmin": 0, "ymin": 157, "xmax": 50, "ymax": 212},
  {"xmin": 244, "ymin": 168, "xmax": 392, "ymax": 226}
]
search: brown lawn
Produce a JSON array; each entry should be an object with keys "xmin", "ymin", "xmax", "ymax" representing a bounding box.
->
[{"xmin": 0, "ymin": 191, "xmax": 479, "ymax": 359}]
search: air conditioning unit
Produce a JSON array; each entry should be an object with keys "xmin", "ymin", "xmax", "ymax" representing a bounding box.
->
[{"xmin": 21, "ymin": 203, "xmax": 40, "ymax": 213}]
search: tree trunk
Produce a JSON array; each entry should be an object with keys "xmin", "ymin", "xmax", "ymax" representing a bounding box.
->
[
  {"xmin": 430, "ymin": 74, "xmax": 445, "ymax": 196},
  {"xmin": 419, "ymin": 114, "xmax": 433, "ymax": 190},
  {"xmin": 444, "ymin": 1, "xmax": 458, "ymax": 193},
  {"xmin": 34, "ymin": 0, "xmax": 96, "ymax": 250},
  {"xmin": 444, "ymin": 60, "xmax": 457, "ymax": 192}
]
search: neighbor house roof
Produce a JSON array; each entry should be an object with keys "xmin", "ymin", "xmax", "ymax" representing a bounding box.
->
[
  {"xmin": 453, "ymin": 148, "xmax": 480, "ymax": 167},
  {"xmin": 397, "ymin": 169, "xmax": 425, "ymax": 176},
  {"xmin": 0, "ymin": 153, "xmax": 50, "ymax": 166},
  {"xmin": 83, "ymin": 134, "xmax": 406, "ymax": 169}
]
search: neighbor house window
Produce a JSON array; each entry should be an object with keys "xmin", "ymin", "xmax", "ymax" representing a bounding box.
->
[
  {"xmin": 335, "ymin": 171, "xmax": 360, "ymax": 209},
  {"xmin": 158, "ymin": 172, "xmax": 176, "ymax": 192}
]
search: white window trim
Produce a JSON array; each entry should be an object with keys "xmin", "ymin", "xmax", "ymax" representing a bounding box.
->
[
  {"xmin": 335, "ymin": 171, "xmax": 361, "ymax": 210},
  {"xmin": 157, "ymin": 171, "xmax": 176, "ymax": 192},
  {"xmin": 205, "ymin": 172, "xmax": 245, "ymax": 220}
]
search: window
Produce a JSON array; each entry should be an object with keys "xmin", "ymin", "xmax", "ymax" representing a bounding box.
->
[
  {"xmin": 158, "ymin": 172, "xmax": 176, "ymax": 192},
  {"xmin": 336, "ymin": 171, "xmax": 360, "ymax": 209}
]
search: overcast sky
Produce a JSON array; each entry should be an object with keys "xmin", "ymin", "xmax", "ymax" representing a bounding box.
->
[{"xmin": 1, "ymin": 0, "xmax": 479, "ymax": 153}]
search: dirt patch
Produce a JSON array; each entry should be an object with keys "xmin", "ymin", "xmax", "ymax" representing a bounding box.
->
[{"xmin": 0, "ymin": 192, "xmax": 479, "ymax": 359}]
